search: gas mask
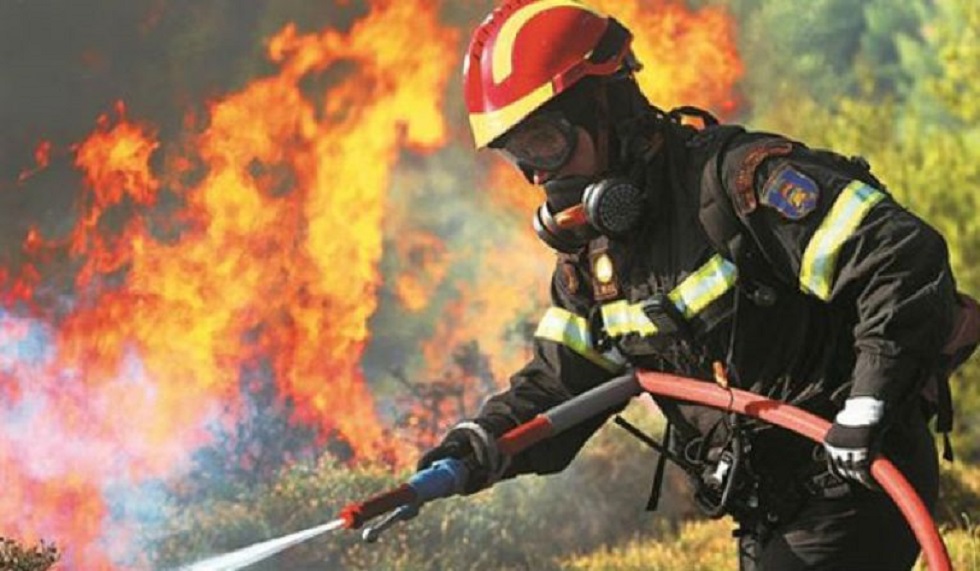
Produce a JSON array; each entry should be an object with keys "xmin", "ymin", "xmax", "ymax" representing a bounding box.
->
[
  {"xmin": 494, "ymin": 109, "xmax": 647, "ymax": 254},
  {"xmin": 534, "ymin": 176, "xmax": 646, "ymax": 254}
]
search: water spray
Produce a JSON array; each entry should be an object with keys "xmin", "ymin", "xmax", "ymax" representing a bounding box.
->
[
  {"xmin": 177, "ymin": 518, "xmax": 346, "ymax": 571},
  {"xmin": 176, "ymin": 371, "xmax": 951, "ymax": 570}
]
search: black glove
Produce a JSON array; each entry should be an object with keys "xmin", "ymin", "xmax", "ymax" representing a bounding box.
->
[
  {"xmin": 417, "ymin": 421, "xmax": 507, "ymax": 495},
  {"xmin": 823, "ymin": 397, "xmax": 886, "ymax": 490}
]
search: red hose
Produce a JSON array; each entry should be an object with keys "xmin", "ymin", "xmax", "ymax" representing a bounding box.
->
[{"xmin": 636, "ymin": 369, "xmax": 952, "ymax": 571}]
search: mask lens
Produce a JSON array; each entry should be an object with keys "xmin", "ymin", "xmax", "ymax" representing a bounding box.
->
[{"xmin": 500, "ymin": 114, "xmax": 576, "ymax": 172}]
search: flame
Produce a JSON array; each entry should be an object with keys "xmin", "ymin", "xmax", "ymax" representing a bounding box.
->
[
  {"xmin": 0, "ymin": 0, "xmax": 744, "ymax": 567},
  {"xmin": 0, "ymin": 0, "xmax": 458, "ymax": 567},
  {"xmin": 392, "ymin": 230, "xmax": 450, "ymax": 313},
  {"xmin": 486, "ymin": 162, "xmax": 543, "ymax": 220},
  {"xmin": 592, "ymin": 0, "xmax": 743, "ymax": 115},
  {"xmin": 417, "ymin": 227, "xmax": 551, "ymax": 389},
  {"xmin": 17, "ymin": 140, "xmax": 53, "ymax": 183}
]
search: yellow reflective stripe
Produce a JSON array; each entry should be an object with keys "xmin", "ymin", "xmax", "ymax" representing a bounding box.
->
[
  {"xmin": 469, "ymin": 82, "xmax": 554, "ymax": 148},
  {"xmin": 800, "ymin": 181, "xmax": 886, "ymax": 300},
  {"xmin": 598, "ymin": 255, "xmax": 737, "ymax": 338},
  {"xmin": 534, "ymin": 307, "xmax": 620, "ymax": 371},
  {"xmin": 492, "ymin": 0, "xmax": 601, "ymax": 84},
  {"xmin": 668, "ymin": 255, "xmax": 738, "ymax": 318},
  {"xmin": 601, "ymin": 300, "xmax": 658, "ymax": 337}
]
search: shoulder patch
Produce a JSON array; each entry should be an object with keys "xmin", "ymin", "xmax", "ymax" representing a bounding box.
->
[
  {"xmin": 759, "ymin": 164, "xmax": 819, "ymax": 220},
  {"xmin": 733, "ymin": 140, "xmax": 793, "ymax": 214}
]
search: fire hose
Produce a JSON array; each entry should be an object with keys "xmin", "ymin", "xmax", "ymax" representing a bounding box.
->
[{"xmin": 338, "ymin": 370, "xmax": 952, "ymax": 571}]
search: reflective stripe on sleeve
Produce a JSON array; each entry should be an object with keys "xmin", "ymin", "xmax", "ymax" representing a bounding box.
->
[
  {"xmin": 799, "ymin": 180, "xmax": 886, "ymax": 300},
  {"xmin": 534, "ymin": 307, "xmax": 623, "ymax": 372},
  {"xmin": 600, "ymin": 300, "xmax": 657, "ymax": 337},
  {"xmin": 598, "ymin": 254, "xmax": 737, "ymax": 338},
  {"xmin": 668, "ymin": 255, "xmax": 738, "ymax": 319}
]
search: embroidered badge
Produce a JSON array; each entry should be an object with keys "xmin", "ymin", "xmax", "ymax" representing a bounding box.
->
[
  {"xmin": 760, "ymin": 165, "xmax": 819, "ymax": 220},
  {"xmin": 734, "ymin": 140, "xmax": 793, "ymax": 214}
]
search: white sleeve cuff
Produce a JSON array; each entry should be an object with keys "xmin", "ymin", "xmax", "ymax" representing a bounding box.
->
[{"xmin": 835, "ymin": 396, "xmax": 885, "ymax": 426}]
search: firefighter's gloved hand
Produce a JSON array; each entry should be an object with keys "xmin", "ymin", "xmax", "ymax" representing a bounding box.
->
[
  {"xmin": 417, "ymin": 421, "xmax": 508, "ymax": 495},
  {"xmin": 824, "ymin": 397, "xmax": 886, "ymax": 490}
]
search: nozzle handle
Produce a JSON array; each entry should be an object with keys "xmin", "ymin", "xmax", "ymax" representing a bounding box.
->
[
  {"xmin": 340, "ymin": 458, "xmax": 469, "ymax": 530},
  {"xmin": 362, "ymin": 504, "xmax": 420, "ymax": 543},
  {"xmin": 407, "ymin": 458, "xmax": 469, "ymax": 503}
]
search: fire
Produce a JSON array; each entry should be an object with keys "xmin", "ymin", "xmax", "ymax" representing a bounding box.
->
[
  {"xmin": 591, "ymin": 0, "xmax": 743, "ymax": 114},
  {"xmin": 0, "ymin": 0, "xmax": 745, "ymax": 567},
  {"xmin": 17, "ymin": 140, "xmax": 54, "ymax": 183},
  {"xmin": 1, "ymin": 0, "xmax": 458, "ymax": 567},
  {"xmin": 70, "ymin": 102, "xmax": 161, "ymax": 289},
  {"xmin": 392, "ymin": 230, "xmax": 451, "ymax": 313},
  {"xmin": 486, "ymin": 162, "xmax": 543, "ymax": 222},
  {"xmin": 419, "ymin": 232, "xmax": 551, "ymax": 380}
]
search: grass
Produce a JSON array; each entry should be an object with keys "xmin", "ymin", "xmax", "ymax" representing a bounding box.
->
[{"xmin": 566, "ymin": 463, "xmax": 980, "ymax": 571}]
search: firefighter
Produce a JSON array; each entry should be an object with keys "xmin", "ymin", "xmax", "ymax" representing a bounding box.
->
[{"xmin": 420, "ymin": 1, "xmax": 977, "ymax": 569}]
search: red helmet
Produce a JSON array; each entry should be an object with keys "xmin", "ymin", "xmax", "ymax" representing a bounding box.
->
[{"xmin": 464, "ymin": 0, "xmax": 635, "ymax": 148}]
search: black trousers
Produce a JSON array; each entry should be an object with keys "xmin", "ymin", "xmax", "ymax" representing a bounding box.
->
[{"xmin": 738, "ymin": 410, "xmax": 939, "ymax": 571}]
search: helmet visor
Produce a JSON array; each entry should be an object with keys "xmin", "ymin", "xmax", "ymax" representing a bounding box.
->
[{"xmin": 496, "ymin": 113, "xmax": 578, "ymax": 173}]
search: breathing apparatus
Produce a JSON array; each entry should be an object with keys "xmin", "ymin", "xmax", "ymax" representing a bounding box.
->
[
  {"xmin": 532, "ymin": 176, "xmax": 647, "ymax": 253},
  {"xmin": 527, "ymin": 89, "xmax": 723, "ymax": 254},
  {"xmin": 525, "ymin": 71, "xmax": 675, "ymax": 254}
]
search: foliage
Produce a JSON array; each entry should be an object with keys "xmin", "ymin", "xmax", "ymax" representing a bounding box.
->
[
  {"xmin": 152, "ymin": 461, "xmax": 980, "ymax": 570},
  {"xmin": 713, "ymin": 0, "xmax": 934, "ymax": 115},
  {"xmin": 149, "ymin": 403, "xmax": 689, "ymax": 570},
  {"xmin": 563, "ymin": 519, "xmax": 737, "ymax": 571},
  {"xmin": 926, "ymin": 0, "xmax": 980, "ymax": 125},
  {"xmin": 0, "ymin": 538, "xmax": 58, "ymax": 571}
]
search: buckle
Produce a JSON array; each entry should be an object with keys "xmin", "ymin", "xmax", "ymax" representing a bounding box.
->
[
  {"xmin": 804, "ymin": 470, "xmax": 851, "ymax": 499},
  {"xmin": 641, "ymin": 293, "xmax": 687, "ymax": 335}
]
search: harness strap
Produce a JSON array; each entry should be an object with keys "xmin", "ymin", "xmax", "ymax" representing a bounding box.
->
[
  {"xmin": 612, "ymin": 416, "xmax": 687, "ymax": 512},
  {"xmin": 931, "ymin": 292, "xmax": 980, "ymax": 461}
]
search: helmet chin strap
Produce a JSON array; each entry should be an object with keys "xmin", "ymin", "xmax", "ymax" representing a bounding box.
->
[{"xmin": 594, "ymin": 77, "xmax": 612, "ymax": 176}]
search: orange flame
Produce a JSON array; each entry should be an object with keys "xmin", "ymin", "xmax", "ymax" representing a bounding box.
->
[
  {"xmin": 17, "ymin": 140, "xmax": 54, "ymax": 183},
  {"xmin": 392, "ymin": 230, "xmax": 451, "ymax": 313},
  {"xmin": 592, "ymin": 0, "xmax": 743, "ymax": 114},
  {"xmin": 0, "ymin": 1, "xmax": 744, "ymax": 567},
  {"xmin": 1, "ymin": 0, "xmax": 458, "ymax": 567}
]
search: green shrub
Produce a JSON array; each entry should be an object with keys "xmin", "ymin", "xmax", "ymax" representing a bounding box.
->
[
  {"xmin": 150, "ymin": 403, "xmax": 692, "ymax": 570},
  {"xmin": 0, "ymin": 537, "xmax": 59, "ymax": 571}
]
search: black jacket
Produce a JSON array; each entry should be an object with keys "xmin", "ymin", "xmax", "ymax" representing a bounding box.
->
[{"xmin": 471, "ymin": 120, "xmax": 957, "ymax": 496}]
